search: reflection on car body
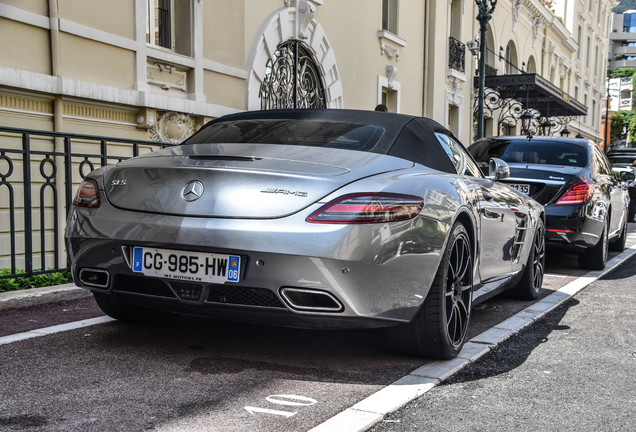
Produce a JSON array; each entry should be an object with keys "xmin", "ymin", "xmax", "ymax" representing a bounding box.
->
[{"xmin": 468, "ymin": 136, "xmax": 630, "ymax": 270}]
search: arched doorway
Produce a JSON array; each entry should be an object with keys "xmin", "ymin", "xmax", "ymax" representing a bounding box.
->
[
  {"xmin": 246, "ymin": 6, "xmax": 343, "ymax": 110},
  {"xmin": 259, "ymin": 40, "xmax": 326, "ymax": 109}
]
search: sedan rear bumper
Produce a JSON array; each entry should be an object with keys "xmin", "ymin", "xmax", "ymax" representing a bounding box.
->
[{"xmin": 544, "ymin": 202, "xmax": 604, "ymax": 250}]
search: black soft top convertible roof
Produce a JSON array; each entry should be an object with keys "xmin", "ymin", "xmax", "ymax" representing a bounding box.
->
[{"xmin": 185, "ymin": 109, "xmax": 458, "ymax": 173}]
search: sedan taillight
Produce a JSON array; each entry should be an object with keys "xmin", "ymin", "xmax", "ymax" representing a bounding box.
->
[
  {"xmin": 555, "ymin": 179, "xmax": 594, "ymax": 205},
  {"xmin": 307, "ymin": 193, "xmax": 424, "ymax": 224},
  {"xmin": 73, "ymin": 178, "xmax": 101, "ymax": 208}
]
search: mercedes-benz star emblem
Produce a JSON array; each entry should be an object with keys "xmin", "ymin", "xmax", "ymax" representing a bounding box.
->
[{"xmin": 182, "ymin": 180, "xmax": 204, "ymax": 202}]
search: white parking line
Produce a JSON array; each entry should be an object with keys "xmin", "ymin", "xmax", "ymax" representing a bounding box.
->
[
  {"xmin": 0, "ymin": 316, "xmax": 115, "ymax": 346},
  {"xmin": 309, "ymin": 242, "xmax": 636, "ymax": 432}
]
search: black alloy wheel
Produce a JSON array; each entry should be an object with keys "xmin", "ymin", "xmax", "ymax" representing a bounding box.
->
[
  {"xmin": 610, "ymin": 217, "xmax": 628, "ymax": 252},
  {"xmin": 508, "ymin": 219, "xmax": 545, "ymax": 300},
  {"xmin": 387, "ymin": 222, "xmax": 473, "ymax": 359},
  {"xmin": 444, "ymin": 227, "xmax": 473, "ymax": 349},
  {"xmin": 579, "ymin": 218, "xmax": 609, "ymax": 270}
]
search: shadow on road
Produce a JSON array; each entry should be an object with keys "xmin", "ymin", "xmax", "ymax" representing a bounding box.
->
[{"xmin": 443, "ymin": 297, "xmax": 579, "ymax": 385}]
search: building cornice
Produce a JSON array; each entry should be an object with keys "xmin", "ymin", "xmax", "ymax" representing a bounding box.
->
[
  {"xmin": 0, "ymin": 66, "xmax": 242, "ymax": 118},
  {"xmin": 523, "ymin": 0, "xmax": 578, "ymax": 53}
]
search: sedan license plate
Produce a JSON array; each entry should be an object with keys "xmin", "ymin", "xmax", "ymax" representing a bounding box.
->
[
  {"xmin": 132, "ymin": 247, "xmax": 240, "ymax": 283},
  {"xmin": 509, "ymin": 183, "xmax": 530, "ymax": 195}
]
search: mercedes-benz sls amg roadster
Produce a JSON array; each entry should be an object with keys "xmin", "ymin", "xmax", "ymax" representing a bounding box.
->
[{"xmin": 66, "ymin": 109, "xmax": 545, "ymax": 359}]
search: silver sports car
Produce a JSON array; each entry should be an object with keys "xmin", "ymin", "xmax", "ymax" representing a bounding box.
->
[{"xmin": 65, "ymin": 109, "xmax": 545, "ymax": 359}]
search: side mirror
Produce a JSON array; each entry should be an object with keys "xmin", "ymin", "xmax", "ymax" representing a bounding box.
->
[
  {"xmin": 622, "ymin": 171, "xmax": 636, "ymax": 182},
  {"xmin": 488, "ymin": 157, "xmax": 510, "ymax": 181}
]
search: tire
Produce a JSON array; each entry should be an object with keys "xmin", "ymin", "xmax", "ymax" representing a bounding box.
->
[
  {"xmin": 386, "ymin": 223, "xmax": 473, "ymax": 359},
  {"xmin": 93, "ymin": 292, "xmax": 177, "ymax": 323},
  {"xmin": 609, "ymin": 217, "xmax": 628, "ymax": 252},
  {"xmin": 507, "ymin": 219, "xmax": 545, "ymax": 300},
  {"xmin": 578, "ymin": 218, "xmax": 609, "ymax": 270}
]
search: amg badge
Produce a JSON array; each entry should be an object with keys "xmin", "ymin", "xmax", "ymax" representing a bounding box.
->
[{"xmin": 261, "ymin": 188, "xmax": 308, "ymax": 197}]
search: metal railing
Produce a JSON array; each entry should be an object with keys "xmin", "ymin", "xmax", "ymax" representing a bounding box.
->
[
  {"xmin": 448, "ymin": 36, "xmax": 466, "ymax": 74},
  {"xmin": 0, "ymin": 126, "xmax": 172, "ymax": 280}
]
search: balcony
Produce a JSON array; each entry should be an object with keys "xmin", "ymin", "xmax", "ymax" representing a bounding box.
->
[{"xmin": 448, "ymin": 36, "xmax": 466, "ymax": 74}]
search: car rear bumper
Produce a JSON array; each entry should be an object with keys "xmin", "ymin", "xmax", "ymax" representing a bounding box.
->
[
  {"xmin": 65, "ymin": 206, "xmax": 448, "ymax": 327},
  {"xmin": 544, "ymin": 203, "xmax": 603, "ymax": 250}
]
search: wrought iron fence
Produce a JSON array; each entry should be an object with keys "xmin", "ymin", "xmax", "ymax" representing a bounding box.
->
[{"xmin": 0, "ymin": 126, "xmax": 172, "ymax": 280}]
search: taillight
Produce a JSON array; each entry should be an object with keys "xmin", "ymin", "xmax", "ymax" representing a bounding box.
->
[
  {"xmin": 307, "ymin": 193, "xmax": 424, "ymax": 224},
  {"xmin": 555, "ymin": 179, "xmax": 594, "ymax": 205},
  {"xmin": 73, "ymin": 178, "xmax": 101, "ymax": 208}
]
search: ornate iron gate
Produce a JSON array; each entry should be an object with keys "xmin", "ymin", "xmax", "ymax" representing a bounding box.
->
[{"xmin": 259, "ymin": 40, "xmax": 326, "ymax": 110}]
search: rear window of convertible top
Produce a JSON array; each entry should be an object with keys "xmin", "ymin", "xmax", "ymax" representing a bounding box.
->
[{"xmin": 185, "ymin": 119, "xmax": 385, "ymax": 151}]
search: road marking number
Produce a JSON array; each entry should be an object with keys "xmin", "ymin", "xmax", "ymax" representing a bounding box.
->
[{"xmin": 245, "ymin": 394, "xmax": 317, "ymax": 418}]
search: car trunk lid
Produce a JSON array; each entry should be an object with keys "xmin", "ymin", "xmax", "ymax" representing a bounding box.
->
[
  {"xmin": 502, "ymin": 164, "xmax": 584, "ymax": 205},
  {"xmin": 102, "ymin": 143, "xmax": 414, "ymax": 218}
]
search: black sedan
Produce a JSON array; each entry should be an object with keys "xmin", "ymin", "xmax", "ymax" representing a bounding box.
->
[{"xmin": 468, "ymin": 136, "xmax": 630, "ymax": 270}]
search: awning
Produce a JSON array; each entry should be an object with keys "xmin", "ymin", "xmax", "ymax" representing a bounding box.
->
[{"xmin": 476, "ymin": 73, "xmax": 587, "ymax": 118}]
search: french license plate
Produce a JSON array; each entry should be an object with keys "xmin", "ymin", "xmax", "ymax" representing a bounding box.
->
[
  {"xmin": 132, "ymin": 247, "xmax": 240, "ymax": 283},
  {"xmin": 509, "ymin": 183, "xmax": 530, "ymax": 194}
]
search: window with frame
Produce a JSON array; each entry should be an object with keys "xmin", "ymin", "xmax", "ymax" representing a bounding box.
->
[
  {"xmin": 382, "ymin": 0, "xmax": 399, "ymax": 34},
  {"xmin": 435, "ymin": 132, "xmax": 481, "ymax": 177},
  {"xmin": 146, "ymin": 0, "xmax": 192, "ymax": 56},
  {"xmin": 593, "ymin": 146, "xmax": 611, "ymax": 175}
]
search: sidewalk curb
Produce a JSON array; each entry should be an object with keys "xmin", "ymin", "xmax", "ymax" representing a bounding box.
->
[
  {"xmin": 310, "ymin": 237, "xmax": 636, "ymax": 432},
  {"xmin": 0, "ymin": 283, "xmax": 91, "ymax": 311}
]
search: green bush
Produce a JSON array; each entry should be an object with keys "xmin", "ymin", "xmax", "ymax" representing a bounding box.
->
[{"xmin": 0, "ymin": 268, "xmax": 72, "ymax": 293}]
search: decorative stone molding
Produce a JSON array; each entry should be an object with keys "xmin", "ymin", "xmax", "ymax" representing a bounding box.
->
[
  {"xmin": 511, "ymin": 0, "xmax": 523, "ymax": 29},
  {"xmin": 0, "ymin": 93, "xmax": 52, "ymax": 115},
  {"xmin": 63, "ymin": 102, "xmax": 137, "ymax": 125},
  {"xmin": 147, "ymin": 61, "xmax": 187, "ymax": 92},
  {"xmin": 296, "ymin": 0, "xmax": 316, "ymax": 39},
  {"xmin": 386, "ymin": 65, "xmax": 398, "ymax": 89},
  {"xmin": 150, "ymin": 111, "xmax": 197, "ymax": 143},
  {"xmin": 380, "ymin": 43, "xmax": 400, "ymax": 61},
  {"xmin": 532, "ymin": 16, "xmax": 542, "ymax": 44},
  {"xmin": 377, "ymin": 30, "xmax": 406, "ymax": 62},
  {"xmin": 559, "ymin": 62, "xmax": 570, "ymax": 79},
  {"xmin": 136, "ymin": 107, "xmax": 157, "ymax": 130},
  {"xmin": 246, "ymin": 7, "xmax": 343, "ymax": 109}
]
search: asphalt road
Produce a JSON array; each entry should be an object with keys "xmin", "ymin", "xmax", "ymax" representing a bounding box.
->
[
  {"xmin": 372, "ymin": 253, "xmax": 636, "ymax": 432},
  {"xmin": 1, "ymin": 228, "xmax": 635, "ymax": 432}
]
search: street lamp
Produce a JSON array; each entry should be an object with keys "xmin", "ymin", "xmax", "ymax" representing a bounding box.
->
[
  {"xmin": 560, "ymin": 126, "xmax": 571, "ymax": 137},
  {"xmin": 541, "ymin": 120, "xmax": 554, "ymax": 136},
  {"xmin": 520, "ymin": 110, "xmax": 533, "ymax": 135},
  {"xmin": 475, "ymin": 0, "xmax": 498, "ymax": 140}
]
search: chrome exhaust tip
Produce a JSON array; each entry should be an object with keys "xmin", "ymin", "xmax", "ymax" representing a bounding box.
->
[
  {"xmin": 78, "ymin": 268, "xmax": 110, "ymax": 288},
  {"xmin": 279, "ymin": 287, "xmax": 344, "ymax": 312}
]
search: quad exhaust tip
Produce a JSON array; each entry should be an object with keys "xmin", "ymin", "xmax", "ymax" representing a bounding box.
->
[
  {"xmin": 78, "ymin": 268, "xmax": 110, "ymax": 288},
  {"xmin": 280, "ymin": 287, "xmax": 344, "ymax": 312}
]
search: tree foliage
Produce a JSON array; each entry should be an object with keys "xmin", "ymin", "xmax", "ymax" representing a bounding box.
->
[
  {"xmin": 610, "ymin": 68, "xmax": 636, "ymax": 79},
  {"xmin": 614, "ymin": 0, "xmax": 636, "ymax": 13},
  {"xmin": 612, "ymin": 111, "xmax": 627, "ymax": 139},
  {"xmin": 629, "ymin": 115, "xmax": 636, "ymax": 145}
]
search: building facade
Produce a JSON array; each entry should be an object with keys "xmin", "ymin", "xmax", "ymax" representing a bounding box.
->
[
  {"xmin": 610, "ymin": 9, "xmax": 636, "ymax": 70},
  {"xmin": 0, "ymin": 0, "xmax": 614, "ymax": 271}
]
